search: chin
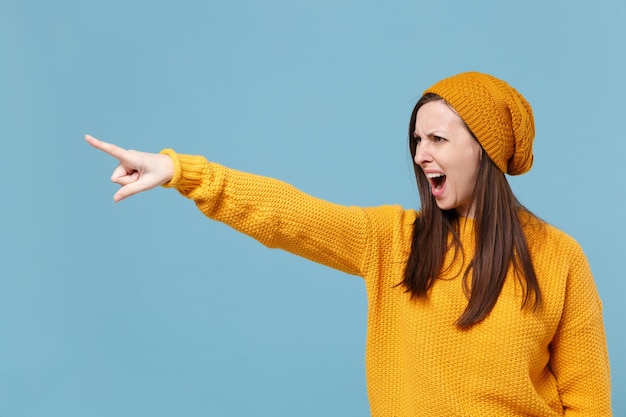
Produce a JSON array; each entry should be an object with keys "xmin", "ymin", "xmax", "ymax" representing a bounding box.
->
[
  {"xmin": 435, "ymin": 202, "xmax": 456, "ymax": 212},
  {"xmin": 434, "ymin": 197, "xmax": 453, "ymax": 209},
  {"xmin": 435, "ymin": 201, "xmax": 470, "ymax": 217}
]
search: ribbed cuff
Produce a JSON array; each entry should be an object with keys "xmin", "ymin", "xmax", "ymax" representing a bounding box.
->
[{"xmin": 159, "ymin": 148, "xmax": 207, "ymax": 193}]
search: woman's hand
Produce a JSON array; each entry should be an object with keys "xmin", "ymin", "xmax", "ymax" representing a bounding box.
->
[{"xmin": 85, "ymin": 134, "xmax": 174, "ymax": 202}]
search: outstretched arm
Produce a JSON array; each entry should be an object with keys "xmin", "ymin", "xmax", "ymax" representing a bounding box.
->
[
  {"xmin": 84, "ymin": 134, "xmax": 174, "ymax": 202},
  {"xmin": 86, "ymin": 135, "xmax": 398, "ymax": 277}
]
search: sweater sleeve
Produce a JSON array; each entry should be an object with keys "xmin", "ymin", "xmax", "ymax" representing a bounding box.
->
[
  {"xmin": 160, "ymin": 149, "xmax": 370, "ymax": 276},
  {"xmin": 549, "ymin": 239, "xmax": 612, "ymax": 416}
]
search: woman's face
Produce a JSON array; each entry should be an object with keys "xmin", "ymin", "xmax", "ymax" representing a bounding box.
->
[{"xmin": 413, "ymin": 100, "xmax": 483, "ymax": 217}]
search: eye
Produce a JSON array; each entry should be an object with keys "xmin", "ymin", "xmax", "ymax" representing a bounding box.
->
[
  {"xmin": 414, "ymin": 135, "xmax": 422, "ymax": 144},
  {"xmin": 433, "ymin": 135, "xmax": 445, "ymax": 143}
]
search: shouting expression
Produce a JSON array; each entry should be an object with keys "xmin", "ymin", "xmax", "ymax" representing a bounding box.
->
[{"xmin": 413, "ymin": 100, "xmax": 483, "ymax": 217}]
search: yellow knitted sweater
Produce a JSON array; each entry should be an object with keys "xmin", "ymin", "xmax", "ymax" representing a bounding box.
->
[{"xmin": 162, "ymin": 150, "xmax": 611, "ymax": 416}]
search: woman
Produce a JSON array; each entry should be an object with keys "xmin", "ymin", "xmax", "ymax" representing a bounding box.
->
[{"xmin": 86, "ymin": 72, "xmax": 611, "ymax": 416}]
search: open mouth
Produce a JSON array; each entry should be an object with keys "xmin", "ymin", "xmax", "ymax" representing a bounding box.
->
[{"xmin": 426, "ymin": 173, "xmax": 447, "ymax": 192}]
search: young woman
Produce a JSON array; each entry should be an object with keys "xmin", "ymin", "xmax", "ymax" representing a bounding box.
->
[{"xmin": 86, "ymin": 72, "xmax": 611, "ymax": 416}]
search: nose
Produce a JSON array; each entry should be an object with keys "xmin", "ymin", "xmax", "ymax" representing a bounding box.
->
[{"xmin": 414, "ymin": 142, "xmax": 432, "ymax": 166}]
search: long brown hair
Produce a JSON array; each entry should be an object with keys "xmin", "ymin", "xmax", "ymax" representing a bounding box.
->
[{"xmin": 403, "ymin": 93, "xmax": 542, "ymax": 329}]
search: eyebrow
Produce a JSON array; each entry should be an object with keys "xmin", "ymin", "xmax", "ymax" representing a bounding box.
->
[{"xmin": 413, "ymin": 130, "xmax": 445, "ymax": 138}]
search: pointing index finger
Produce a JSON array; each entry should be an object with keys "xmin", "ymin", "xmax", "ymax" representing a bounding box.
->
[{"xmin": 85, "ymin": 134, "xmax": 130, "ymax": 162}]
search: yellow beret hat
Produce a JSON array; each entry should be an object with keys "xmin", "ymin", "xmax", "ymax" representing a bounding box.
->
[{"xmin": 424, "ymin": 72, "xmax": 535, "ymax": 175}]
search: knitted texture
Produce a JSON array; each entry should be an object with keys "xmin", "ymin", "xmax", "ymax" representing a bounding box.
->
[
  {"xmin": 425, "ymin": 72, "xmax": 535, "ymax": 175},
  {"xmin": 161, "ymin": 150, "xmax": 612, "ymax": 416}
]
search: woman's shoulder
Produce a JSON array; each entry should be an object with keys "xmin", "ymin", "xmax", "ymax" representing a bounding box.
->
[
  {"xmin": 521, "ymin": 211, "xmax": 586, "ymax": 259},
  {"xmin": 360, "ymin": 205, "xmax": 419, "ymax": 248},
  {"xmin": 363, "ymin": 205, "xmax": 419, "ymax": 228}
]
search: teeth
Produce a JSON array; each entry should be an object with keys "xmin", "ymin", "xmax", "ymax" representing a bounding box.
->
[{"xmin": 426, "ymin": 173, "xmax": 445, "ymax": 179}]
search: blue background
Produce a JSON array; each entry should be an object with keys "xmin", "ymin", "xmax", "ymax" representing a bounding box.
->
[{"xmin": 1, "ymin": 0, "xmax": 624, "ymax": 415}]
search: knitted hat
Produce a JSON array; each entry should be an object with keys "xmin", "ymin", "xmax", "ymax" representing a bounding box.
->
[{"xmin": 424, "ymin": 72, "xmax": 535, "ymax": 175}]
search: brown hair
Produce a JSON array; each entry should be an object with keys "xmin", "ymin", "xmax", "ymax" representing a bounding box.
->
[{"xmin": 403, "ymin": 93, "xmax": 542, "ymax": 329}]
